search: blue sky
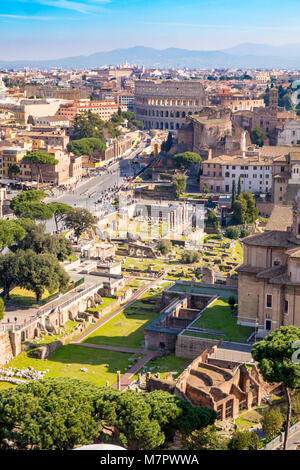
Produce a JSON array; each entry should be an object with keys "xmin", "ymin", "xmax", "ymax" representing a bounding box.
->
[{"xmin": 1, "ymin": 0, "xmax": 300, "ymax": 60}]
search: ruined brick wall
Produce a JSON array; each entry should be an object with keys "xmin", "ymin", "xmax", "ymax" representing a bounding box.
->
[
  {"xmin": 175, "ymin": 334, "xmax": 220, "ymax": 359},
  {"xmin": 146, "ymin": 376, "xmax": 176, "ymax": 394},
  {"xmin": 0, "ymin": 331, "xmax": 15, "ymax": 365}
]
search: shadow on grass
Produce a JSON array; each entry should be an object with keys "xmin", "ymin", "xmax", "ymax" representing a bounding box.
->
[{"xmin": 81, "ymin": 293, "xmax": 161, "ymax": 349}]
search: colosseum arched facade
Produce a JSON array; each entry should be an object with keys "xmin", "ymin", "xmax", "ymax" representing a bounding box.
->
[{"xmin": 134, "ymin": 80, "xmax": 207, "ymax": 130}]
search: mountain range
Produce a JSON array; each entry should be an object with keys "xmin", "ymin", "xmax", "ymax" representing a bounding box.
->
[{"xmin": 2, "ymin": 44, "xmax": 300, "ymax": 70}]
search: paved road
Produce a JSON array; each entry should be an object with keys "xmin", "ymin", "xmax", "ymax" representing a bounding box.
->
[
  {"xmin": 2, "ymin": 278, "xmax": 99, "ymax": 325},
  {"xmin": 71, "ymin": 342, "xmax": 145, "ymax": 354},
  {"xmin": 112, "ymin": 350, "xmax": 159, "ymax": 390},
  {"xmin": 70, "ymin": 278, "xmax": 159, "ymax": 344},
  {"xmin": 44, "ymin": 144, "xmax": 148, "ymax": 234}
]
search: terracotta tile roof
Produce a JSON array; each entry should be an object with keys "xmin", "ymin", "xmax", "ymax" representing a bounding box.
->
[
  {"xmin": 265, "ymin": 205, "xmax": 293, "ymax": 232},
  {"xmin": 256, "ymin": 265, "xmax": 287, "ymax": 279},
  {"xmin": 242, "ymin": 230, "xmax": 293, "ymax": 248}
]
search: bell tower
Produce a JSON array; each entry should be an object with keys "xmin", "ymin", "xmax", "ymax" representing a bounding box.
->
[
  {"xmin": 292, "ymin": 189, "xmax": 300, "ymax": 240},
  {"xmin": 268, "ymin": 87, "xmax": 278, "ymax": 114}
]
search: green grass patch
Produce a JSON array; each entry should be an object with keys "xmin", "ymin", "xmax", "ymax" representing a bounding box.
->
[
  {"xmin": 191, "ymin": 297, "xmax": 253, "ymax": 343},
  {"xmin": 6, "ymin": 345, "xmax": 133, "ymax": 387},
  {"xmin": 181, "ymin": 331, "xmax": 221, "ymax": 340},
  {"xmin": 0, "ymin": 382, "xmax": 17, "ymax": 390},
  {"xmin": 83, "ymin": 295, "xmax": 159, "ymax": 349},
  {"xmin": 132, "ymin": 353, "xmax": 191, "ymax": 380}
]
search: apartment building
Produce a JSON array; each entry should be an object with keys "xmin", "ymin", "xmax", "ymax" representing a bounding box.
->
[
  {"xmin": 1, "ymin": 147, "xmax": 27, "ymax": 178},
  {"xmin": 57, "ymin": 100, "xmax": 127, "ymax": 122},
  {"xmin": 18, "ymin": 149, "xmax": 72, "ymax": 186},
  {"xmin": 200, "ymin": 146, "xmax": 289, "ymax": 194}
]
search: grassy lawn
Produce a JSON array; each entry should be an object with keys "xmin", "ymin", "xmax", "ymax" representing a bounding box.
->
[
  {"xmin": 88, "ymin": 296, "xmax": 116, "ymax": 312},
  {"xmin": 82, "ymin": 309, "xmax": 157, "ymax": 349},
  {"xmin": 83, "ymin": 293, "xmax": 160, "ymax": 349},
  {"xmin": 31, "ymin": 320, "xmax": 82, "ymax": 346},
  {"xmin": 181, "ymin": 331, "xmax": 221, "ymax": 340},
  {"xmin": 9, "ymin": 287, "xmax": 57, "ymax": 306},
  {"xmin": 0, "ymin": 382, "xmax": 17, "ymax": 391},
  {"xmin": 132, "ymin": 353, "xmax": 191, "ymax": 380},
  {"xmin": 191, "ymin": 297, "xmax": 253, "ymax": 343},
  {"xmin": 5, "ymin": 345, "xmax": 133, "ymax": 387}
]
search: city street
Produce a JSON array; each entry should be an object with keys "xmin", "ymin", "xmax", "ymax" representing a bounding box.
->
[{"xmin": 44, "ymin": 138, "xmax": 149, "ymax": 233}]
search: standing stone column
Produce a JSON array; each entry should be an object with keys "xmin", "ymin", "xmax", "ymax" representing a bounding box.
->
[{"xmin": 117, "ymin": 371, "xmax": 121, "ymax": 391}]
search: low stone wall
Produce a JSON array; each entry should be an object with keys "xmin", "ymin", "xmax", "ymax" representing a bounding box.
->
[
  {"xmin": 0, "ymin": 376, "xmax": 27, "ymax": 386},
  {"xmin": 175, "ymin": 334, "xmax": 220, "ymax": 359},
  {"xmin": 146, "ymin": 376, "xmax": 176, "ymax": 394},
  {"xmin": 29, "ymin": 322, "xmax": 87, "ymax": 359},
  {"xmin": 0, "ymin": 331, "xmax": 15, "ymax": 365}
]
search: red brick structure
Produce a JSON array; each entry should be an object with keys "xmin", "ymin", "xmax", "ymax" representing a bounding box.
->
[{"xmin": 147, "ymin": 346, "xmax": 281, "ymax": 420}]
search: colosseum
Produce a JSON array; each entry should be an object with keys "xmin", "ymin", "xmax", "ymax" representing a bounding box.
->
[{"xmin": 134, "ymin": 79, "xmax": 207, "ymax": 130}]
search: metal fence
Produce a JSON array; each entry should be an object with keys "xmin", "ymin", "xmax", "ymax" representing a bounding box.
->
[{"xmin": 262, "ymin": 420, "xmax": 300, "ymax": 450}]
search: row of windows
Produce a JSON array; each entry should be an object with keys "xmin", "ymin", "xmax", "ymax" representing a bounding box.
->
[
  {"xmin": 266, "ymin": 294, "xmax": 289, "ymax": 314},
  {"xmin": 137, "ymin": 109, "xmax": 187, "ymax": 118},
  {"xmin": 224, "ymin": 172, "xmax": 270, "ymax": 179},
  {"xmin": 222, "ymin": 165, "xmax": 269, "ymax": 170},
  {"xmin": 137, "ymin": 98, "xmax": 200, "ymax": 106}
]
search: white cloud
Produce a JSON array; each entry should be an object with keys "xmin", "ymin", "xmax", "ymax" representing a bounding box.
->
[
  {"xmin": 32, "ymin": 0, "xmax": 110, "ymax": 14},
  {"xmin": 0, "ymin": 14, "xmax": 53, "ymax": 20}
]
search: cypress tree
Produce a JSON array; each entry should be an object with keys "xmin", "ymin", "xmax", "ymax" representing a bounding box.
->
[
  {"xmin": 231, "ymin": 180, "xmax": 236, "ymax": 209},
  {"xmin": 237, "ymin": 176, "xmax": 242, "ymax": 197}
]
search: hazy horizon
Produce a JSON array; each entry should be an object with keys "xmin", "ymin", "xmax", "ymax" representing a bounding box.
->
[{"xmin": 2, "ymin": 1, "xmax": 300, "ymax": 61}]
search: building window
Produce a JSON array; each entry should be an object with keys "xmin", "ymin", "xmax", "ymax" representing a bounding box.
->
[
  {"xmin": 265, "ymin": 319, "xmax": 272, "ymax": 331},
  {"xmin": 284, "ymin": 300, "xmax": 289, "ymax": 315},
  {"xmin": 266, "ymin": 294, "xmax": 272, "ymax": 308}
]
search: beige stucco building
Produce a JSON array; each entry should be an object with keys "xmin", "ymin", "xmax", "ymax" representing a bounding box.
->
[{"xmin": 237, "ymin": 193, "xmax": 300, "ymax": 337}]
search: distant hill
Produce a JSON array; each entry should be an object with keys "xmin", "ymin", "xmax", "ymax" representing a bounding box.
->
[{"xmin": 1, "ymin": 44, "xmax": 300, "ymax": 70}]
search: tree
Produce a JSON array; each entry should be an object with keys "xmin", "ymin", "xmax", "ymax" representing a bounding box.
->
[
  {"xmin": 0, "ymin": 298, "xmax": 5, "ymax": 322},
  {"xmin": 0, "ymin": 251, "xmax": 26, "ymax": 298},
  {"xmin": 180, "ymin": 425, "xmax": 228, "ymax": 450},
  {"xmin": 252, "ymin": 326, "xmax": 300, "ymax": 450},
  {"xmin": 173, "ymin": 175, "xmax": 186, "ymax": 199},
  {"xmin": 18, "ymin": 250, "xmax": 69, "ymax": 302},
  {"xmin": 182, "ymin": 250, "xmax": 201, "ymax": 264},
  {"xmin": 228, "ymin": 295, "xmax": 236, "ymax": 310},
  {"xmin": 243, "ymin": 191, "xmax": 258, "ymax": 224},
  {"xmin": 228, "ymin": 430, "xmax": 259, "ymax": 450},
  {"xmin": 231, "ymin": 195, "xmax": 247, "ymax": 225},
  {"xmin": 251, "ymin": 126, "xmax": 266, "ymax": 147},
  {"xmin": 12, "ymin": 201, "xmax": 54, "ymax": 221},
  {"xmin": 262, "ymin": 409, "xmax": 284, "ymax": 440},
  {"xmin": 157, "ymin": 239, "xmax": 172, "ymax": 255},
  {"xmin": 27, "ymin": 115, "xmax": 35, "ymax": 125},
  {"xmin": 231, "ymin": 180, "xmax": 236, "ymax": 209},
  {"xmin": 48, "ymin": 202, "xmax": 72, "ymax": 232},
  {"xmin": 67, "ymin": 138, "xmax": 106, "ymax": 158},
  {"xmin": 8, "ymin": 164, "xmax": 21, "ymax": 179},
  {"xmin": 161, "ymin": 132, "xmax": 173, "ymax": 153},
  {"xmin": 11, "ymin": 223, "xmax": 73, "ymax": 261},
  {"xmin": 0, "ymin": 378, "xmax": 101, "ymax": 450},
  {"xmin": 22, "ymin": 150, "xmax": 58, "ymax": 188},
  {"xmin": 0, "ymin": 378, "xmax": 216, "ymax": 450},
  {"xmin": 95, "ymin": 388, "xmax": 216, "ymax": 450},
  {"xmin": 202, "ymin": 183, "xmax": 209, "ymax": 194},
  {"xmin": 237, "ymin": 176, "xmax": 242, "ymax": 197},
  {"xmin": 225, "ymin": 226, "xmax": 240, "ymax": 239},
  {"xmin": 207, "ymin": 210, "xmax": 219, "ymax": 229},
  {"xmin": 240, "ymin": 228, "xmax": 250, "ymax": 238},
  {"xmin": 10, "ymin": 189, "xmax": 46, "ymax": 212},
  {"xmin": 173, "ymin": 152, "xmax": 202, "ymax": 170},
  {"xmin": 65, "ymin": 208, "xmax": 96, "ymax": 243},
  {"xmin": 0, "ymin": 220, "xmax": 25, "ymax": 253}
]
